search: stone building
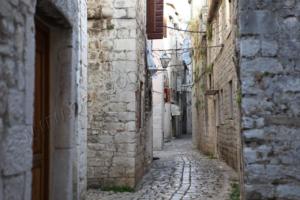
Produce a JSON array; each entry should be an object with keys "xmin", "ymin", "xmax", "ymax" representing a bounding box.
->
[
  {"xmin": 239, "ymin": 0, "xmax": 300, "ymax": 199},
  {"xmin": 207, "ymin": 0, "xmax": 241, "ymax": 172},
  {"xmin": 1, "ymin": 0, "xmax": 300, "ymax": 199},
  {"xmin": 193, "ymin": 0, "xmax": 300, "ymax": 199},
  {"xmin": 87, "ymin": 0, "xmax": 153, "ymax": 188},
  {"xmin": 192, "ymin": 0, "xmax": 241, "ymax": 170},
  {"xmin": 151, "ymin": 0, "xmax": 193, "ymax": 150},
  {"xmin": 0, "ymin": 0, "xmax": 88, "ymax": 200},
  {"xmin": 152, "ymin": 64, "xmax": 165, "ymax": 150}
]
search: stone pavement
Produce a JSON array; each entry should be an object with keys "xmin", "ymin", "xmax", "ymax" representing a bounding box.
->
[{"xmin": 87, "ymin": 136, "xmax": 238, "ymax": 200}]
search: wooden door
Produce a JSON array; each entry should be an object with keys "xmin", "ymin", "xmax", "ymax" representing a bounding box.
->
[{"xmin": 32, "ymin": 19, "xmax": 50, "ymax": 200}]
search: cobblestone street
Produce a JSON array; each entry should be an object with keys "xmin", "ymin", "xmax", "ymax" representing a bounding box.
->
[{"xmin": 87, "ymin": 136, "xmax": 238, "ymax": 200}]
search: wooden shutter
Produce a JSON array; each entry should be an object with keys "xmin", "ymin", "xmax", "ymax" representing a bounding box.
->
[{"xmin": 147, "ymin": 0, "xmax": 164, "ymax": 39}]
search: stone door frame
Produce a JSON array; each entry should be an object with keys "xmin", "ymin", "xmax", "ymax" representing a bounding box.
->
[{"xmin": 35, "ymin": 1, "xmax": 77, "ymax": 199}]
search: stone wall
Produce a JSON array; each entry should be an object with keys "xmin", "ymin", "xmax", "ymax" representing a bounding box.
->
[
  {"xmin": 210, "ymin": 31, "xmax": 240, "ymax": 171},
  {"xmin": 135, "ymin": 0, "xmax": 151, "ymax": 184},
  {"xmin": 238, "ymin": 1, "xmax": 300, "ymax": 199},
  {"xmin": 87, "ymin": 0, "xmax": 151, "ymax": 188},
  {"xmin": 74, "ymin": 0, "xmax": 88, "ymax": 199},
  {"xmin": 193, "ymin": 0, "xmax": 241, "ymax": 171},
  {"xmin": 0, "ymin": 1, "xmax": 36, "ymax": 199},
  {"xmin": 0, "ymin": 0, "xmax": 88, "ymax": 199},
  {"xmin": 191, "ymin": 7, "xmax": 208, "ymax": 150},
  {"xmin": 152, "ymin": 72, "xmax": 164, "ymax": 150}
]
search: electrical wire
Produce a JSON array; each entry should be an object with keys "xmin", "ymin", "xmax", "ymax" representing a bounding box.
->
[
  {"xmin": 152, "ymin": 44, "xmax": 224, "ymax": 52},
  {"xmin": 161, "ymin": 25, "xmax": 206, "ymax": 34},
  {"xmin": 134, "ymin": 17, "xmax": 224, "ymax": 53}
]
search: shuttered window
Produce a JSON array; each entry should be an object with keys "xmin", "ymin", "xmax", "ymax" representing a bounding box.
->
[{"xmin": 147, "ymin": 0, "xmax": 164, "ymax": 39}]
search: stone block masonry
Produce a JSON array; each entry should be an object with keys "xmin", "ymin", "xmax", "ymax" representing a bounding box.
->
[
  {"xmin": 238, "ymin": 0, "xmax": 300, "ymax": 199},
  {"xmin": 194, "ymin": 0, "xmax": 241, "ymax": 172},
  {"xmin": 212, "ymin": 31, "xmax": 241, "ymax": 171},
  {"xmin": 0, "ymin": 0, "xmax": 88, "ymax": 199},
  {"xmin": 0, "ymin": 1, "xmax": 37, "ymax": 199},
  {"xmin": 87, "ymin": 0, "xmax": 151, "ymax": 188},
  {"xmin": 74, "ymin": 0, "xmax": 89, "ymax": 199}
]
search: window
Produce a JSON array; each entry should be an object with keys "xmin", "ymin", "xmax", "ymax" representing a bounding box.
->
[
  {"xmin": 209, "ymin": 74, "xmax": 212, "ymax": 89},
  {"xmin": 214, "ymin": 99, "xmax": 217, "ymax": 126},
  {"xmin": 218, "ymin": 92, "xmax": 221, "ymax": 125},
  {"xmin": 220, "ymin": 89, "xmax": 224, "ymax": 124},
  {"xmin": 229, "ymin": 80, "xmax": 233, "ymax": 118},
  {"xmin": 147, "ymin": 0, "xmax": 164, "ymax": 39},
  {"xmin": 136, "ymin": 82, "xmax": 143, "ymax": 129},
  {"xmin": 215, "ymin": 98, "xmax": 220, "ymax": 126}
]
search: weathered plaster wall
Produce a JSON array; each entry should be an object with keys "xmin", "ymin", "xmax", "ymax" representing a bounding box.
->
[
  {"xmin": 87, "ymin": 0, "xmax": 150, "ymax": 188},
  {"xmin": 164, "ymin": 103, "xmax": 172, "ymax": 141},
  {"xmin": 192, "ymin": 26, "xmax": 205, "ymax": 150},
  {"xmin": 192, "ymin": 7, "xmax": 208, "ymax": 150},
  {"xmin": 186, "ymin": 93, "xmax": 193, "ymax": 135},
  {"xmin": 152, "ymin": 72, "xmax": 164, "ymax": 150},
  {"xmin": 238, "ymin": 1, "xmax": 300, "ymax": 199}
]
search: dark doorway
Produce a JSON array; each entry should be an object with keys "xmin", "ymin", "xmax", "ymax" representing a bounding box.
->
[{"xmin": 32, "ymin": 19, "xmax": 50, "ymax": 200}]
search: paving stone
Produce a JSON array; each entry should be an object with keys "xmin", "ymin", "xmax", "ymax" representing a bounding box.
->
[{"xmin": 87, "ymin": 137, "xmax": 238, "ymax": 200}]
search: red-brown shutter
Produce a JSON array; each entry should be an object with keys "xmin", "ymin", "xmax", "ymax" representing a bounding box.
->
[{"xmin": 147, "ymin": 0, "xmax": 164, "ymax": 39}]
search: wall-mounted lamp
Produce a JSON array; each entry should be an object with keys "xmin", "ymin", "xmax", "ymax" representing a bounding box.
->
[{"xmin": 160, "ymin": 52, "xmax": 171, "ymax": 69}]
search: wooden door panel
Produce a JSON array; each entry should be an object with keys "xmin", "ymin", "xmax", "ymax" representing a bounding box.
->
[
  {"xmin": 32, "ymin": 19, "xmax": 50, "ymax": 200},
  {"xmin": 32, "ymin": 168, "xmax": 42, "ymax": 200},
  {"xmin": 33, "ymin": 50, "xmax": 42, "ymax": 155}
]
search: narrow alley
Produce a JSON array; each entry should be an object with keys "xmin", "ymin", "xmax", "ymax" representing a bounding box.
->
[
  {"xmin": 1, "ymin": 0, "xmax": 300, "ymax": 200},
  {"xmin": 87, "ymin": 136, "xmax": 237, "ymax": 200}
]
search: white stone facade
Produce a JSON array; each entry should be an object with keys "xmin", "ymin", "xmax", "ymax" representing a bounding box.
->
[
  {"xmin": 150, "ymin": 0, "xmax": 193, "ymax": 151},
  {"xmin": 152, "ymin": 72, "xmax": 165, "ymax": 150},
  {"xmin": 87, "ymin": 0, "xmax": 152, "ymax": 188}
]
